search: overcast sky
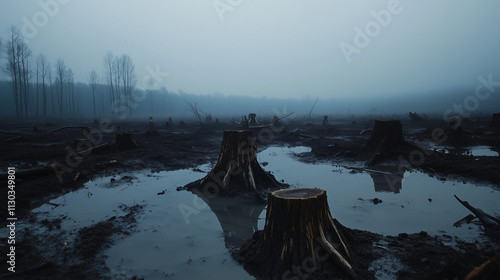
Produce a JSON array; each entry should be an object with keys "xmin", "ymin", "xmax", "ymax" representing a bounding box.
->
[{"xmin": 0, "ymin": 0, "xmax": 499, "ymax": 100}]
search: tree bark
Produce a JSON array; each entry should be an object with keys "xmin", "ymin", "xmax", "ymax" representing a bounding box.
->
[
  {"xmin": 491, "ymin": 113, "xmax": 500, "ymax": 128},
  {"xmin": 186, "ymin": 130, "xmax": 284, "ymax": 199},
  {"xmin": 260, "ymin": 188, "xmax": 354, "ymax": 278},
  {"xmin": 368, "ymin": 120, "xmax": 404, "ymax": 147},
  {"xmin": 115, "ymin": 132, "xmax": 138, "ymax": 150}
]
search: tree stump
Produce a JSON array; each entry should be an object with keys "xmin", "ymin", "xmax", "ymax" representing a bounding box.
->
[
  {"xmin": 115, "ymin": 132, "xmax": 139, "ymax": 150},
  {"xmin": 491, "ymin": 113, "xmax": 500, "ymax": 128},
  {"xmin": 248, "ymin": 113, "xmax": 259, "ymax": 126},
  {"xmin": 185, "ymin": 130, "xmax": 285, "ymax": 199},
  {"xmin": 367, "ymin": 120, "xmax": 404, "ymax": 147},
  {"xmin": 252, "ymin": 188, "xmax": 354, "ymax": 278},
  {"xmin": 322, "ymin": 115, "xmax": 329, "ymax": 126}
]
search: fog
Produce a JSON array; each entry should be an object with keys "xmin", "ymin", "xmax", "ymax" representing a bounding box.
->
[{"xmin": 0, "ymin": 0, "xmax": 499, "ymax": 118}]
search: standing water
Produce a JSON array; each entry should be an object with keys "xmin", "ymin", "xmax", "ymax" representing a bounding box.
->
[{"xmin": 9, "ymin": 146, "xmax": 500, "ymax": 279}]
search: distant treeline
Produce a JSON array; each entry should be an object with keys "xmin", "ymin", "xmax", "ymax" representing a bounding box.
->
[{"xmin": 1, "ymin": 27, "xmax": 498, "ymax": 121}]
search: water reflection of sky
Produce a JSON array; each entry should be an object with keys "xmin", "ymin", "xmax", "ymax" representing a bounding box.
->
[
  {"xmin": 14, "ymin": 145, "xmax": 500, "ymax": 279},
  {"xmin": 258, "ymin": 146, "xmax": 500, "ymax": 238}
]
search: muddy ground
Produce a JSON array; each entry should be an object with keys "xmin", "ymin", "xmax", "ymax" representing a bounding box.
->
[{"xmin": 0, "ymin": 115, "xmax": 499, "ymax": 279}]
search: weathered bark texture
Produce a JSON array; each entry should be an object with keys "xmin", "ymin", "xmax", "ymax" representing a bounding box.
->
[
  {"xmin": 186, "ymin": 130, "xmax": 285, "ymax": 199},
  {"xmin": 260, "ymin": 188, "xmax": 354, "ymax": 277},
  {"xmin": 115, "ymin": 132, "xmax": 139, "ymax": 150},
  {"xmin": 491, "ymin": 113, "xmax": 500, "ymax": 128},
  {"xmin": 248, "ymin": 113, "xmax": 259, "ymax": 126},
  {"xmin": 368, "ymin": 120, "xmax": 404, "ymax": 147}
]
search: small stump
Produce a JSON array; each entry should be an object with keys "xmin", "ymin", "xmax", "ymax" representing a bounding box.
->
[
  {"xmin": 491, "ymin": 113, "xmax": 500, "ymax": 128},
  {"xmin": 239, "ymin": 188, "xmax": 355, "ymax": 278},
  {"xmin": 248, "ymin": 113, "xmax": 259, "ymax": 126},
  {"xmin": 185, "ymin": 130, "xmax": 285, "ymax": 199},
  {"xmin": 368, "ymin": 120, "xmax": 404, "ymax": 147},
  {"xmin": 115, "ymin": 132, "xmax": 139, "ymax": 150}
]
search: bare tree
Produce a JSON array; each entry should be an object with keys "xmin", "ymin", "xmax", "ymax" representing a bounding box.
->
[
  {"xmin": 113, "ymin": 55, "xmax": 121, "ymax": 102},
  {"xmin": 37, "ymin": 54, "xmax": 49, "ymax": 116},
  {"xmin": 66, "ymin": 68, "xmax": 75, "ymax": 115},
  {"xmin": 89, "ymin": 70, "xmax": 98, "ymax": 119},
  {"xmin": 18, "ymin": 38, "xmax": 32, "ymax": 117},
  {"xmin": 108, "ymin": 54, "xmax": 136, "ymax": 115},
  {"xmin": 103, "ymin": 51, "xmax": 115, "ymax": 108},
  {"xmin": 48, "ymin": 65, "xmax": 55, "ymax": 115},
  {"xmin": 187, "ymin": 101, "xmax": 203, "ymax": 128},
  {"xmin": 55, "ymin": 58, "xmax": 66, "ymax": 115},
  {"xmin": 4, "ymin": 26, "xmax": 21, "ymax": 116},
  {"xmin": 120, "ymin": 54, "xmax": 136, "ymax": 104}
]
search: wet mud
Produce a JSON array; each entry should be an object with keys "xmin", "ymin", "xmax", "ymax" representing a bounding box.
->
[{"xmin": 0, "ymin": 116, "xmax": 499, "ymax": 279}]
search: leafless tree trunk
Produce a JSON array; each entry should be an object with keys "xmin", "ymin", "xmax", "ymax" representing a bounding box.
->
[
  {"xmin": 66, "ymin": 68, "xmax": 75, "ymax": 115},
  {"xmin": 35, "ymin": 55, "xmax": 40, "ymax": 116},
  {"xmin": 103, "ymin": 51, "xmax": 115, "ymax": 110},
  {"xmin": 48, "ymin": 67, "xmax": 55, "ymax": 115},
  {"xmin": 89, "ymin": 70, "xmax": 98, "ymax": 119},
  {"xmin": 4, "ymin": 26, "xmax": 21, "ymax": 116},
  {"xmin": 187, "ymin": 101, "xmax": 203, "ymax": 128},
  {"xmin": 55, "ymin": 58, "xmax": 66, "ymax": 115},
  {"xmin": 19, "ymin": 41, "xmax": 32, "ymax": 117},
  {"xmin": 113, "ymin": 56, "xmax": 121, "ymax": 102},
  {"xmin": 118, "ymin": 54, "xmax": 136, "ymax": 108},
  {"xmin": 37, "ymin": 54, "xmax": 49, "ymax": 116}
]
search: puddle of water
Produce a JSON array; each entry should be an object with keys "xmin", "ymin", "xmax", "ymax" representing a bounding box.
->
[
  {"xmin": 7, "ymin": 145, "xmax": 499, "ymax": 280},
  {"xmin": 460, "ymin": 146, "xmax": 499, "ymax": 157},
  {"xmin": 257, "ymin": 146, "xmax": 500, "ymax": 239},
  {"xmin": 422, "ymin": 142, "xmax": 499, "ymax": 157}
]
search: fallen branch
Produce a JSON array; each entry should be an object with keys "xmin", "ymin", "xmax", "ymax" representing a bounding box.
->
[
  {"xmin": 454, "ymin": 195, "xmax": 500, "ymax": 229},
  {"xmin": 0, "ymin": 262, "xmax": 56, "ymax": 279},
  {"xmin": 0, "ymin": 165, "xmax": 54, "ymax": 181},
  {"xmin": 319, "ymin": 225, "xmax": 357, "ymax": 280},
  {"xmin": 46, "ymin": 126, "xmax": 88, "ymax": 134},
  {"xmin": 80, "ymin": 142, "xmax": 110, "ymax": 154},
  {"xmin": 3, "ymin": 136, "xmax": 24, "ymax": 143}
]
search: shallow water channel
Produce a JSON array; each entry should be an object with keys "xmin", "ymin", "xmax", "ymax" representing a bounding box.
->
[{"xmin": 20, "ymin": 146, "xmax": 500, "ymax": 279}]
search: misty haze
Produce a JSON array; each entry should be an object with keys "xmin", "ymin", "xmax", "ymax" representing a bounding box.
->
[{"xmin": 0, "ymin": 1, "xmax": 499, "ymax": 280}]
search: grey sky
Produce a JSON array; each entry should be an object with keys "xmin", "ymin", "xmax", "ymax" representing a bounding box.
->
[{"xmin": 0, "ymin": 0, "xmax": 499, "ymax": 99}]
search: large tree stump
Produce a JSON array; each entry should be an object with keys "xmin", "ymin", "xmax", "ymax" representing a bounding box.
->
[
  {"xmin": 240, "ymin": 188, "xmax": 355, "ymax": 278},
  {"xmin": 491, "ymin": 113, "xmax": 500, "ymax": 128},
  {"xmin": 367, "ymin": 120, "xmax": 404, "ymax": 147},
  {"xmin": 185, "ymin": 130, "xmax": 285, "ymax": 199},
  {"xmin": 115, "ymin": 132, "xmax": 139, "ymax": 150},
  {"xmin": 248, "ymin": 113, "xmax": 259, "ymax": 126}
]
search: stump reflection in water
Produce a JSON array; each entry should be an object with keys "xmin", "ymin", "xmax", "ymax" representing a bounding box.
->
[{"xmin": 192, "ymin": 189, "xmax": 266, "ymax": 250}]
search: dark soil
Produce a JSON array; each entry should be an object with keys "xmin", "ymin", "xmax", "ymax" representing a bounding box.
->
[{"xmin": 1, "ymin": 116, "xmax": 499, "ymax": 279}]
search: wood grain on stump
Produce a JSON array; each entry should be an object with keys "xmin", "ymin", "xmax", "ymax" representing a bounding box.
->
[{"xmin": 261, "ymin": 188, "xmax": 355, "ymax": 277}]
